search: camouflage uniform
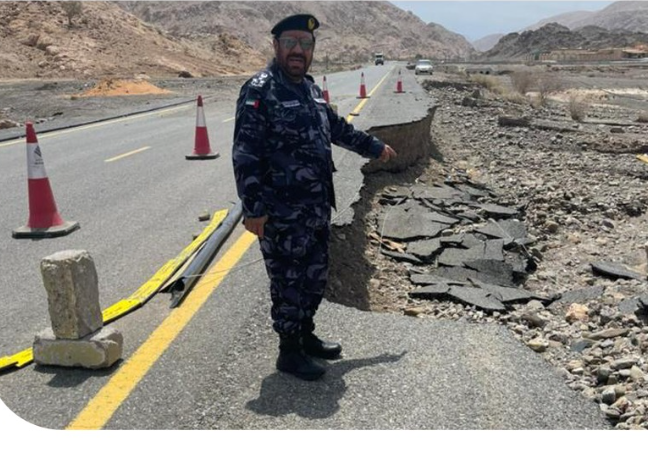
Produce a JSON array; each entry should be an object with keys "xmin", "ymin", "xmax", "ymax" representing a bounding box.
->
[{"xmin": 232, "ymin": 59, "xmax": 385, "ymax": 338}]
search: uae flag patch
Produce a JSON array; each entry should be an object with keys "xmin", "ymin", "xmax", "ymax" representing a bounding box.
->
[{"xmin": 245, "ymin": 99, "xmax": 260, "ymax": 109}]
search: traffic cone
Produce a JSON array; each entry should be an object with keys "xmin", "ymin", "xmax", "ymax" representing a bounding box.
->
[
  {"xmin": 357, "ymin": 72, "xmax": 369, "ymax": 99},
  {"xmin": 186, "ymin": 95, "xmax": 219, "ymax": 160},
  {"xmin": 395, "ymin": 70, "xmax": 404, "ymax": 94},
  {"xmin": 322, "ymin": 76, "xmax": 330, "ymax": 104},
  {"xmin": 12, "ymin": 123, "xmax": 79, "ymax": 239}
]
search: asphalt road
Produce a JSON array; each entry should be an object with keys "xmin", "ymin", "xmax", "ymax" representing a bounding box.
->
[
  {"xmin": 0, "ymin": 63, "xmax": 612, "ymax": 432},
  {"xmin": 0, "ymin": 63, "xmax": 394, "ymax": 358}
]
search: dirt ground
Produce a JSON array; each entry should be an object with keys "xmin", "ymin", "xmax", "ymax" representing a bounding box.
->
[
  {"xmin": 0, "ymin": 76, "xmax": 249, "ymax": 138},
  {"xmin": 77, "ymin": 78, "xmax": 173, "ymax": 97},
  {"xmin": 0, "ymin": 63, "xmax": 356, "ymax": 136}
]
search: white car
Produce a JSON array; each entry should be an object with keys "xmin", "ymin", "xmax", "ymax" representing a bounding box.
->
[{"xmin": 415, "ymin": 59, "xmax": 433, "ymax": 75}]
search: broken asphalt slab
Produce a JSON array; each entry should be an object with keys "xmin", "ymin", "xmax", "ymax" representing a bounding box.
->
[
  {"xmin": 380, "ymin": 204, "xmax": 452, "ymax": 241},
  {"xmin": 550, "ymin": 286, "xmax": 606, "ymax": 310},
  {"xmin": 446, "ymin": 286, "xmax": 507, "ymax": 311},
  {"xmin": 476, "ymin": 219, "xmax": 528, "ymax": 242},
  {"xmin": 406, "ymin": 239, "xmax": 443, "ymax": 260},
  {"xmin": 433, "ymin": 266, "xmax": 517, "ymax": 288},
  {"xmin": 380, "ymin": 249, "xmax": 423, "ymax": 264},
  {"xmin": 590, "ymin": 261, "xmax": 645, "ymax": 280},
  {"xmin": 619, "ymin": 294, "xmax": 648, "ymax": 315},
  {"xmin": 377, "ymin": 174, "xmax": 542, "ymax": 312}
]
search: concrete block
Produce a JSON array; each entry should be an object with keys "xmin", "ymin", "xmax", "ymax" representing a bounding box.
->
[
  {"xmin": 33, "ymin": 327, "xmax": 123, "ymax": 369},
  {"xmin": 40, "ymin": 250, "xmax": 102, "ymax": 339}
]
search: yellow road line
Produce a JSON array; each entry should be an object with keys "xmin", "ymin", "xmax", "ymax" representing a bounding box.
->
[
  {"xmin": 346, "ymin": 68, "xmax": 394, "ymax": 123},
  {"xmin": 0, "ymin": 105, "xmax": 191, "ymax": 149},
  {"xmin": 66, "ymin": 231, "xmax": 257, "ymax": 430},
  {"xmin": 104, "ymin": 146, "xmax": 151, "ymax": 163},
  {"xmin": 223, "ymin": 117, "xmax": 235, "ymax": 123}
]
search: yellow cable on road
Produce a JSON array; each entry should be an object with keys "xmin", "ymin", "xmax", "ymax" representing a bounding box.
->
[
  {"xmin": 0, "ymin": 209, "xmax": 228, "ymax": 373},
  {"xmin": 67, "ymin": 231, "xmax": 257, "ymax": 430}
]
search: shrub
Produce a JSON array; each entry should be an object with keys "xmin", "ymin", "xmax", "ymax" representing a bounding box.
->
[
  {"xmin": 568, "ymin": 96, "xmax": 588, "ymax": 122},
  {"xmin": 536, "ymin": 73, "xmax": 563, "ymax": 106},
  {"xmin": 509, "ymin": 71, "xmax": 536, "ymax": 95},
  {"xmin": 469, "ymin": 74, "xmax": 505, "ymax": 95},
  {"xmin": 501, "ymin": 91, "xmax": 528, "ymax": 104},
  {"xmin": 637, "ymin": 111, "xmax": 648, "ymax": 123},
  {"xmin": 61, "ymin": 1, "xmax": 83, "ymax": 28}
]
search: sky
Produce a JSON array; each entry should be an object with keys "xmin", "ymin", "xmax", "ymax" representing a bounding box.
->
[{"xmin": 390, "ymin": 1, "xmax": 615, "ymax": 42}]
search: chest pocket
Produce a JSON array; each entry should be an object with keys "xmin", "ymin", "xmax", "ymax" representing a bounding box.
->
[{"xmin": 271, "ymin": 100, "xmax": 312, "ymax": 142}]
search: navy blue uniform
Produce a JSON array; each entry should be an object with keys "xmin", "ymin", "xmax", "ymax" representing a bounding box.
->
[{"xmin": 232, "ymin": 59, "xmax": 385, "ymax": 337}]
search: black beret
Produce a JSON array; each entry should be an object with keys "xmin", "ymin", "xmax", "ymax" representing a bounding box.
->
[{"xmin": 271, "ymin": 14, "xmax": 320, "ymax": 37}]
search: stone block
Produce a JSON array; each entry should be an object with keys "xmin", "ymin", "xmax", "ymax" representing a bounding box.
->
[
  {"xmin": 33, "ymin": 327, "xmax": 123, "ymax": 369},
  {"xmin": 40, "ymin": 250, "xmax": 102, "ymax": 339}
]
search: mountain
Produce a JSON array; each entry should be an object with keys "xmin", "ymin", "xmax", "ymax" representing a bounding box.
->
[
  {"xmin": 483, "ymin": 22, "xmax": 648, "ymax": 60},
  {"xmin": 524, "ymin": 1, "xmax": 648, "ymax": 33},
  {"xmin": 572, "ymin": 1, "xmax": 648, "ymax": 32},
  {"xmin": 472, "ymin": 33, "xmax": 505, "ymax": 52},
  {"xmin": 523, "ymin": 10, "xmax": 597, "ymax": 31},
  {"xmin": 117, "ymin": 1, "xmax": 476, "ymax": 63},
  {"xmin": 0, "ymin": 1, "xmax": 265, "ymax": 79},
  {"xmin": 0, "ymin": 1, "xmax": 476, "ymax": 79}
]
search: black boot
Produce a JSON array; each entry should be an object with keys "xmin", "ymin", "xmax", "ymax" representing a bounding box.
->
[
  {"xmin": 301, "ymin": 320, "xmax": 342, "ymax": 360},
  {"xmin": 276, "ymin": 335, "xmax": 325, "ymax": 381}
]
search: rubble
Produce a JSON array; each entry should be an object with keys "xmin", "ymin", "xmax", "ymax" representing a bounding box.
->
[{"xmin": 361, "ymin": 71, "xmax": 648, "ymax": 430}]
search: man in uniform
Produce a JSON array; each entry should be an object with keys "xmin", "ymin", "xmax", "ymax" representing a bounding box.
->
[{"xmin": 232, "ymin": 13, "xmax": 397, "ymax": 381}]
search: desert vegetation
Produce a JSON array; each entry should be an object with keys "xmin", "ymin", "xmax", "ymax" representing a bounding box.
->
[{"xmin": 568, "ymin": 95, "xmax": 589, "ymax": 122}]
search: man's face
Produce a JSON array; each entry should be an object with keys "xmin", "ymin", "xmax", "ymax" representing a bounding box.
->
[{"xmin": 273, "ymin": 30, "xmax": 315, "ymax": 81}]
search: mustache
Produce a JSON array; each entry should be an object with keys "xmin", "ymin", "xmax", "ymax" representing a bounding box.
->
[{"xmin": 287, "ymin": 54, "xmax": 306, "ymax": 61}]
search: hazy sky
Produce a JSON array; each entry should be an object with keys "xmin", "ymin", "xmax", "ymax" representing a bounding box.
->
[{"xmin": 390, "ymin": 1, "xmax": 615, "ymax": 41}]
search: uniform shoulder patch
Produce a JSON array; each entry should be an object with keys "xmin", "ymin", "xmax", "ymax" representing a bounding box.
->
[{"xmin": 250, "ymin": 70, "xmax": 272, "ymax": 89}]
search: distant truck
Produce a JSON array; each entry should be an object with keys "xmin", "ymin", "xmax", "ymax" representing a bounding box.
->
[{"xmin": 374, "ymin": 52, "xmax": 384, "ymax": 65}]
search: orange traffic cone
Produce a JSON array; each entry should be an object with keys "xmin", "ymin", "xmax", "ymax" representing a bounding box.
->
[
  {"xmin": 395, "ymin": 70, "xmax": 404, "ymax": 94},
  {"xmin": 12, "ymin": 123, "xmax": 79, "ymax": 239},
  {"xmin": 186, "ymin": 95, "xmax": 219, "ymax": 160},
  {"xmin": 357, "ymin": 72, "xmax": 369, "ymax": 99},
  {"xmin": 322, "ymin": 76, "xmax": 330, "ymax": 104}
]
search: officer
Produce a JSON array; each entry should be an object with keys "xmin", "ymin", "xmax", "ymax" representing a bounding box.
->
[{"xmin": 232, "ymin": 13, "xmax": 397, "ymax": 381}]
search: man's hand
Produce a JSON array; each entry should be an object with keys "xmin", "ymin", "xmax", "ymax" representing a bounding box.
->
[
  {"xmin": 379, "ymin": 144, "xmax": 397, "ymax": 163},
  {"xmin": 244, "ymin": 216, "xmax": 268, "ymax": 239}
]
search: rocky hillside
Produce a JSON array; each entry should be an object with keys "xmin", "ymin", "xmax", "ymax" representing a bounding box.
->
[
  {"xmin": 472, "ymin": 33, "xmax": 505, "ymax": 52},
  {"xmin": 525, "ymin": 1, "xmax": 648, "ymax": 33},
  {"xmin": 0, "ymin": 1, "xmax": 265, "ymax": 79},
  {"xmin": 117, "ymin": 1, "xmax": 476, "ymax": 63},
  {"xmin": 483, "ymin": 23, "xmax": 648, "ymax": 60},
  {"xmin": 524, "ymin": 10, "xmax": 597, "ymax": 32}
]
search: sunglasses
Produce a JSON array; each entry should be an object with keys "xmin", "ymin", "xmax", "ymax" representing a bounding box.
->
[{"xmin": 278, "ymin": 37, "xmax": 315, "ymax": 51}]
